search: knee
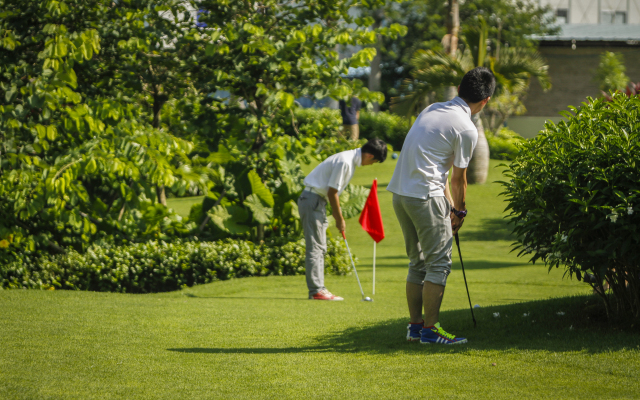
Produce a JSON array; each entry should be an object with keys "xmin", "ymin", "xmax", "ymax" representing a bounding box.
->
[
  {"xmin": 406, "ymin": 268, "xmax": 426, "ymax": 285},
  {"xmin": 424, "ymin": 264, "xmax": 451, "ymax": 287}
]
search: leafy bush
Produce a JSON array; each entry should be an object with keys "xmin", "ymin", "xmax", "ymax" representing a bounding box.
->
[
  {"xmin": 287, "ymin": 108, "xmax": 342, "ymax": 139},
  {"xmin": 0, "ymin": 238, "xmax": 353, "ymax": 293},
  {"xmin": 289, "ymin": 108, "xmax": 410, "ymax": 150},
  {"xmin": 359, "ymin": 111, "xmax": 411, "ymax": 151},
  {"xmin": 487, "ymin": 127, "xmax": 524, "ymax": 160},
  {"xmin": 500, "ymin": 94, "xmax": 640, "ymax": 318}
]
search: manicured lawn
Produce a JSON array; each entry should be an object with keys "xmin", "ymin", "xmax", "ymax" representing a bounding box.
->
[{"xmin": 2, "ymin": 158, "xmax": 639, "ymax": 399}]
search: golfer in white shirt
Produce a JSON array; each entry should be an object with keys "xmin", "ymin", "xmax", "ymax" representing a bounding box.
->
[
  {"xmin": 387, "ymin": 67, "xmax": 495, "ymax": 344},
  {"xmin": 299, "ymin": 138, "xmax": 388, "ymax": 300}
]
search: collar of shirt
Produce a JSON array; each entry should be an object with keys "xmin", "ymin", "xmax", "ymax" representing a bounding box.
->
[
  {"xmin": 451, "ymin": 96, "xmax": 472, "ymax": 118},
  {"xmin": 353, "ymin": 148, "xmax": 362, "ymax": 168}
]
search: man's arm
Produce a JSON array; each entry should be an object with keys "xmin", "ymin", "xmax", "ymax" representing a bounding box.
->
[
  {"xmin": 327, "ymin": 187, "xmax": 346, "ymax": 232},
  {"xmin": 449, "ymin": 165, "xmax": 468, "ymax": 235}
]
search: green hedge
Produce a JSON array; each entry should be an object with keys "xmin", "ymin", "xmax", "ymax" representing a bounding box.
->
[
  {"xmin": 359, "ymin": 111, "xmax": 412, "ymax": 151},
  {"xmin": 289, "ymin": 108, "xmax": 411, "ymax": 151},
  {"xmin": 487, "ymin": 127, "xmax": 525, "ymax": 160},
  {"xmin": 1, "ymin": 238, "xmax": 353, "ymax": 293},
  {"xmin": 500, "ymin": 94, "xmax": 640, "ymax": 318}
]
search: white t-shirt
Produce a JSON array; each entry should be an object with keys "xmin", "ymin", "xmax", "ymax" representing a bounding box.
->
[
  {"xmin": 304, "ymin": 148, "xmax": 362, "ymax": 198},
  {"xmin": 387, "ymin": 97, "xmax": 478, "ymax": 199}
]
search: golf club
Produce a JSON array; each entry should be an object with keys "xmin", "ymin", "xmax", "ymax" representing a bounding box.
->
[
  {"xmin": 342, "ymin": 231, "xmax": 373, "ymax": 302},
  {"xmin": 455, "ymin": 233, "xmax": 476, "ymax": 327}
]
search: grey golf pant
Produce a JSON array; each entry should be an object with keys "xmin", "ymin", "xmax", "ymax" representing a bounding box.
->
[
  {"xmin": 392, "ymin": 193, "xmax": 453, "ymax": 287},
  {"xmin": 298, "ymin": 191, "xmax": 328, "ymax": 297}
]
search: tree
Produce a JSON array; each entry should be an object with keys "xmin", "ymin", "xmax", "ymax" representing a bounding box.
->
[
  {"xmin": 594, "ymin": 52, "xmax": 629, "ymax": 95},
  {"xmin": 70, "ymin": 0, "xmax": 205, "ymax": 206},
  {"xmin": 0, "ymin": 0, "xmax": 205, "ymax": 261},
  {"xmin": 377, "ymin": 0, "xmax": 557, "ymax": 110},
  {"xmin": 183, "ymin": 0, "xmax": 403, "ymax": 240},
  {"xmin": 391, "ymin": 16, "xmax": 551, "ymax": 183}
]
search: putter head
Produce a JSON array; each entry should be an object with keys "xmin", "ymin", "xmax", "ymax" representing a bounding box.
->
[{"xmin": 362, "ymin": 297, "xmax": 373, "ymax": 302}]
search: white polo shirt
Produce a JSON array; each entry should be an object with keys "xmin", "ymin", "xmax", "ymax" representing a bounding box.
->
[
  {"xmin": 387, "ymin": 97, "xmax": 477, "ymax": 199},
  {"xmin": 304, "ymin": 148, "xmax": 362, "ymax": 198}
]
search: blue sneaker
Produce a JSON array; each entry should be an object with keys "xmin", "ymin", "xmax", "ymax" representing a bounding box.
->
[
  {"xmin": 421, "ymin": 323, "xmax": 468, "ymax": 345},
  {"xmin": 406, "ymin": 321, "xmax": 423, "ymax": 342}
]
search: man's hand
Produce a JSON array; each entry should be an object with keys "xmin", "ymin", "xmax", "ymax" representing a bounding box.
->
[
  {"xmin": 327, "ymin": 187, "xmax": 345, "ymax": 233},
  {"xmin": 449, "ymin": 166, "xmax": 468, "ymax": 235},
  {"xmin": 335, "ymin": 217, "xmax": 346, "ymax": 233},
  {"xmin": 450, "ymin": 213, "xmax": 464, "ymax": 235}
]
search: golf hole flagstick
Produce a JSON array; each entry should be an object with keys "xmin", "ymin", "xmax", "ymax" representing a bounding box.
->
[
  {"xmin": 341, "ymin": 231, "xmax": 373, "ymax": 302},
  {"xmin": 358, "ymin": 178, "xmax": 385, "ymax": 296},
  {"xmin": 455, "ymin": 233, "xmax": 476, "ymax": 328}
]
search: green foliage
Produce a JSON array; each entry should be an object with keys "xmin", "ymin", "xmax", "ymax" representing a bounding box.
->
[
  {"xmin": 482, "ymin": 88, "xmax": 528, "ymax": 135},
  {"xmin": 377, "ymin": 0, "xmax": 557, "ymax": 109},
  {"xmin": 359, "ymin": 111, "xmax": 411, "ymax": 150},
  {"xmin": 500, "ymin": 94, "xmax": 640, "ymax": 318},
  {"xmin": 594, "ymin": 52, "xmax": 629, "ymax": 94},
  {"xmin": 286, "ymin": 108, "xmax": 342, "ymax": 139},
  {"xmin": 1, "ymin": 238, "xmax": 352, "ymax": 292},
  {"xmin": 392, "ymin": 42, "xmax": 550, "ymax": 117},
  {"xmin": 486, "ymin": 127, "xmax": 524, "ymax": 160},
  {"xmin": 0, "ymin": 0, "xmax": 209, "ymax": 265},
  {"xmin": 287, "ymin": 107, "xmax": 409, "ymax": 150}
]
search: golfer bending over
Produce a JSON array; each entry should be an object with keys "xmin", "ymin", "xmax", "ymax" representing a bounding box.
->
[
  {"xmin": 387, "ymin": 67, "xmax": 495, "ymax": 344},
  {"xmin": 299, "ymin": 138, "xmax": 387, "ymax": 300}
]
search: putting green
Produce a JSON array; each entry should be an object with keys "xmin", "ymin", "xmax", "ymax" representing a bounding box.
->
[{"xmin": 2, "ymin": 159, "xmax": 638, "ymax": 399}]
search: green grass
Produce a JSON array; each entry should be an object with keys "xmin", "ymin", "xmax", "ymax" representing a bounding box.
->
[{"xmin": 2, "ymin": 159, "xmax": 639, "ymax": 399}]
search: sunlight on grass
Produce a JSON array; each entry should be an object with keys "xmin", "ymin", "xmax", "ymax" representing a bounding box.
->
[{"xmin": 3, "ymin": 160, "xmax": 639, "ymax": 399}]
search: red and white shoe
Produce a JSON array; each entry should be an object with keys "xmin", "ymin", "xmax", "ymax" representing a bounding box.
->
[{"xmin": 310, "ymin": 289, "xmax": 344, "ymax": 301}]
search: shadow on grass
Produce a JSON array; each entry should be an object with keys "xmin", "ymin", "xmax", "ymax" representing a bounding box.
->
[
  {"xmin": 168, "ymin": 295, "xmax": 640, "ymax": 355},
  {"xmin": 372, "ymin": 257, "xmax": 526, "ymax": 270},
  {"xmin": 459, "ymin": 218, "xmax": 515, "ymax": 242},
  {"xmin": 182, "ymin": 293, "xmax": 308, "ymax": 301}
]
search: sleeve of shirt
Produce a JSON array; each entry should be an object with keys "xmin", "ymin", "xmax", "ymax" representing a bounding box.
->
[
  {"xmin": 327, "ymin": 160, "xmax": 351, "ymax": 192},
  {"xmin": 453, "ymin": 128, "xmax": 478, "ymax": 169},
  {"xmin": 354, "ymin": 98, "xmax": 362, "ymax": 111}
]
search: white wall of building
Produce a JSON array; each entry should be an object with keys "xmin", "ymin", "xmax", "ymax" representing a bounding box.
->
[{"xmin": 539, "ymin": 0, "xmax": 640, "ymax": 24}]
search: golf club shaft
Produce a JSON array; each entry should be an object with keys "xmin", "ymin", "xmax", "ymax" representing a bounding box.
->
[
  {"xmin": 342, "ymin": 232, "xmax": 365, "ymax": 299},
  {"xmin": 455, "ymin": 233, "xmax": 477, "ymax": 328}
]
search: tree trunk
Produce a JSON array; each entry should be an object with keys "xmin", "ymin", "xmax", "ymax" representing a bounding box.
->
[
  {"xmin": 152, "ymin": 92, "xmax": 168, "ymax": 206},
  {"xmin": 443, "ymin": 0, "xmax": 459, "ymax": 102},
  {"xmin": 467, "ymin": 113, "xmax": 489, "ymax": 184},
  {"xmin": 369, "ymin": 14, "xmax": 383, "ymax": 112},
  {"xmin": 156, "ymin": 185, "xmax": 167, "ymax": 206}
]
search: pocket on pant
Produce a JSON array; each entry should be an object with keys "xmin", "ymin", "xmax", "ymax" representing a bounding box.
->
[
  {"xmin": 314, "ymin": 197, "xmax": 326, "ymax": 212},
  {"xmin": 435, "ymin": 197, "xmax": 449, "ymax": 219}
]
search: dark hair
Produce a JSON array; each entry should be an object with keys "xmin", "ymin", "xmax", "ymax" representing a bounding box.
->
[
  {"xmin": 458, "ymin": 67, "xmax": 496, "ymax": 103},
  {"xmin": 361, "ymin": 138, "xmax": 387, "ymax": 162}
]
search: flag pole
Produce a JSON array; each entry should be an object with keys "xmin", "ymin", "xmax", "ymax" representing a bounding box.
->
[
  {"xmin": 373, "ymin": 177, "xmax": 377, "ymax": 295},
  {"xmin": 373, "ymin": 240, "xmax": 376, "ymax": 295}
]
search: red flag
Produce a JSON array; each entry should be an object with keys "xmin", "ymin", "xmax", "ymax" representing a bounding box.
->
[{"xmin": 359, "ymin": 179, "xmax": 385, "ymax": 243}]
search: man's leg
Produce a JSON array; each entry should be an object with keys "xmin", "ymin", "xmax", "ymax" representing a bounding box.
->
[
  {"xmin": 423, "ymin": 281, "xmax": 445, "ymax": 327},
  {"xmin": 406, "ymin": 282, "xmax": 423, "ymax": 324},
  {"xmin": 298, "ymin": 193, "xmax": 327, "ymax": 297},
  {"xmin": 393, "ymin": 194, "xmax": 428, "ymax": 323},
  {"xmin": 403, "ymin": 196, "xmax": 452, "ymax": 323}
]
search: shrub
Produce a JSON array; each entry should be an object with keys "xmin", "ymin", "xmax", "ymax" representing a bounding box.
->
[
  {"xmin": 500, "ymin": 94, "xmax": 640, "ymax": 318},
  {"xmin": 289, "ymin": 108, "xmax": 342, "ymax": 138},
  {"xmin": 0, "ymin": 238, "xmax": 353, "ymax": 293},
  {"xmin": 487, "ymin": 127, "xmax": 524, "ymax": 160},
  {"xmin": 359, "ymin": 111, "xmax": 411, "ymax": 151},
  {"xmin": 289, "ymin": 108, "xmax": 410, "ymax": 150}
]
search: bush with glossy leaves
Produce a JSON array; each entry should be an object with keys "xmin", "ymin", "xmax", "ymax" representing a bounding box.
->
[
  {"xmin": 500, "ymin": 94, "xmax": 640, "ymax": 318},
  {"xmin": 0, "ymin": 238, "xmax": 353, "ymax": 293}
]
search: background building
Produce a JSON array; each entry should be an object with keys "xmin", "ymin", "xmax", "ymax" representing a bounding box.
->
[{"xmin": 508, "ymin": 0, "xmax": 640, "ymax": 138}]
